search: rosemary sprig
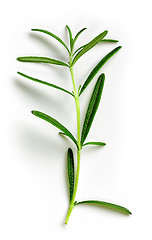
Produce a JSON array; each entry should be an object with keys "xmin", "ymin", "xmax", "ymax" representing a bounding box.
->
[{"xmin": 17, "ymin": 25, "xmax": 131, "ymax": 225}]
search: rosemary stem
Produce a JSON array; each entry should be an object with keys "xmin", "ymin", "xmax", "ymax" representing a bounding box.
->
[{"xmin": 65, "ymin": 63, "xmax": 81, "ymax": 224}]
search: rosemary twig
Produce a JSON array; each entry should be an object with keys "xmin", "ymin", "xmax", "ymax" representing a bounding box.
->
[{"xmin": 17, "ymin": 25, "xmax": 131, "ymax": 225}]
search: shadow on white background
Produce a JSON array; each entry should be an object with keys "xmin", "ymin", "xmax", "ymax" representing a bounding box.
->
[{"xmin": 0, "ymin": 0, "xmax": 152, "ymax": 239}]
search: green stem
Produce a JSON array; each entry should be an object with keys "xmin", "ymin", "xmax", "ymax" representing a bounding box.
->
[
  {"xmin": 65, "ymin": 60, "xmax": 81, "ymax": 224},
  {"xmin": 65, "ymin": 204, "xmax": 74, "ymax": 225}
]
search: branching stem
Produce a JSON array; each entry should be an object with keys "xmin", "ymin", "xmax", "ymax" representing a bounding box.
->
[
  {"xmin": 65, "ymin": 55, "xmax": 81, "ymax": 224},
  {"xmin": 17, "ymin": 27, "xmax": 131, "ymax": 225}
]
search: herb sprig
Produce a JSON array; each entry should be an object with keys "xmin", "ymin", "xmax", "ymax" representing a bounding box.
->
[{"xmin": 17, "ymin": 25, "xmax": 131, "ymax": 224}]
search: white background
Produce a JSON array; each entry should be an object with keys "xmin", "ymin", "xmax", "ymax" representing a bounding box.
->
[{"xmin": 0, "ymin": 0, "xmax": 152, "ymax": 239}]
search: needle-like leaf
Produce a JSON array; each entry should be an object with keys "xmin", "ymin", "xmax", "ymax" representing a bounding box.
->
[
  {"xmin": 32, "ymin": 111, "xmax": 78, "ymax": 148},
  {"xmin": 73, "ymin": 45, "xmax": 84, "ymax": 56},
  {"xmin": 82, "ymin": 142, "xmax": 106, "ymax": 147},
  {"xmin": 17, "ymin": 56, "xmax": 69, "ymax": 67},
  {"xmin": 81, "ymin": 74, "xmax": 105, "ymax": 145},
  {"xmin": 101, "ymin": 39, "xmax": 119, "ymax": 42},
  {"xmin": 66, "ymin": 25, "xmax": 73, "ymax": 52},
  {"xmin": 59, "ymin": 132, "xmax": 78, "ymax": 146},
  {"xmin": 75, "ymin": 200, "xmax": 132, "ymax": 215},
  {"xmin": 73, "ymin": 38, "xmax": 118, "ymax": 56},
  {"xmin": 59, "ymin": 132, "xmax": 72, "ymax": 138},
  {"xmin": 17, "ymin": 72, "xmax": 74, "ymax": 97},
  {"xmin": 73, "ymin": 28, "xmax": 87, "ymax": 48},
  {"xmin": 79, "ymin": 46, "xmax": 122, "ymax": 96},
  {"xmin": 67, "ymin": 148, "xmax": 75, "ymax": 202},
  {"xmin": 31, "ymin": 28, "xmax": 70, "ymax": 54},
  {"xmin": 72, "ymin": 30, "xmax": 108, "ymax": 65},
  {"xmin": 17, "ymin": 26, "xmax": 131, "ymax": 223}
]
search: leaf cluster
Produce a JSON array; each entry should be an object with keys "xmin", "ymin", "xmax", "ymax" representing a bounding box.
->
[
  {"xmin": 17, "ymin": 26, "xmax": 131, "ymax": 217},
  {"xmin": 17, "ymin": 26, "xmax": 121, "ymax": 149}
]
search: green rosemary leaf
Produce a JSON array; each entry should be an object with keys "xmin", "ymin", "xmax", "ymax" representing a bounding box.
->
[
  {"xmin": 32, "ymin": 111, "xmax": 78, "ymax": 148},
  {"xmin": 73, "ymin": 45, "xmax": 84, "ymax": 56},
  {"xmin": 73, "ymin": 28, "xmax": 87, "ymax": 47},
  {"xmin": 73, "ymin": 38, "xmax": 118, "ymax": 56},
  {"xmin": 82, "ymin": 142, "xmax": 106, "ymax": 147},
  {"xmin": 17, "ymin": 56, "xmax": 69, "ymax": 67},
  {"xmin": 17, "ymin": 72, "xmax": 74, "ymax": 97},
  {"xmin": 79, "ymin": 46, "xmax": 122, "ymax": 96},
  {"xmin": 72, "ymin": 30, "xmax": 108, "ymax": 65},
  {"xmin": 59, "ymin": 131, "xmax": 75, "ymax": 141},
  {"xmin": 101, "ymin": 39, "xmax": 119, "ymax": 42},
  {"xmin": 81, "ymin": 74, "xmax": 105, "ymax": 145},
  {"xmin": 59, "ymin": 132, "xmax": 80, "ymax": 151},
  {"xmin": 67, "ymin": 148, "xmax": 75, "ymax": 202},
  {"xmin": 66, "ymin": 25, "xmax": 73, "ymax": 52},
  {"xmin": 31, "ymin": 28, "xmax": 70, "ymax": 54},
  {"xmin": 75, "ymin": 200, "xmax": 132, "ymax": 215}
]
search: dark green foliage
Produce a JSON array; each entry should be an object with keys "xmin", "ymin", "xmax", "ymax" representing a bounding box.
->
[
  {"xmin": 59, "ymin": 132, "xmax": 79, "ymax": 149},
  {"xmin": 81, "ymin": 73, "xmax": 105, "ymax": 145},
  {"xmin": 72, "ymin": 28, "xmax": 87, "ymax": 49},
  {"xmin": 67, "ymin": 148, "xmax": 75, "ymax": 202},
  {"xmin": 75, "ymin": 200, "xmax": 132, "ymax": 214},
  {"xmin": 31, "ymin": 111, "xmax": 78, "ymax": 148},
  {"xmin": 17, "ymin": 26, "xmax": 131, "ymax": 223},
  {"xmin": 66, "ymin": 25, "xmax": 73, "ymax": 52},
  {"xmin": 17, "ymin": 56, "xmax": 69, "ymax": 67},
  {"xmin": 17, "ymin": 72, "xmax": 74, "ymax": 96},
  {"xmin": 101, "ymin": 39, "xmax": 119, "ymax": 42},
  {"xmin": 82, "ymin": 142, "xmax": 106, "ymax": 147},
  {"xmin": 73, "ymin": 38, "xmax": 118, "ymax": 56},
  {"xmin": 73, "ymin": 45, "xmax": 84, "ymax": 56},
  {"xmin": 79, "ymin": 46, "xmax": 122, "ymax": 96},
  {"xmin": 31, "ymin": 28, "xmax": 70, "ymax": 53},
  {"xmin": 72, "ymin": 30, "xmax": 108, "ymax": 65}
]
